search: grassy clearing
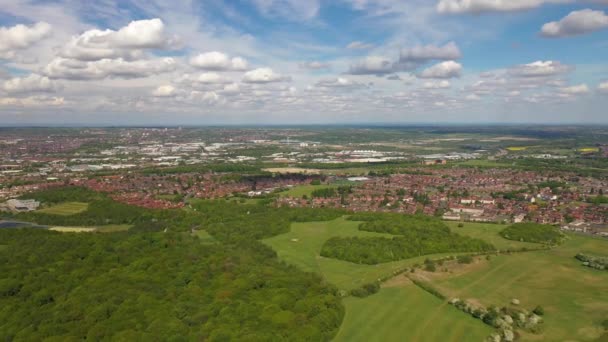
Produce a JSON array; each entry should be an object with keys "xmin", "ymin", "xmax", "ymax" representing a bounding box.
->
[
  {"xmin": 36, "ymin": 202, "xmax": 89, "ymax": 215},
  {"xmin": 194, "ymin": 229, "xmax": 216, "ymax": 244},
  {"xmin": 446, "ymin": 221, "xmax": 541, "ymax": 250},
  {"xmin": 430, "ymin": 234, "xmax": 608, "ymax": 341},
  {"xmin": 264, "ymin": 218, "xmax": 471, "ymax": 290},
  {"xmin": 49, "ymin": 226, "xmax": 96, "ymax": 232},
  {"xmin": 579, "ymin": 147, "xmax": 600, "ymax": 153},
  {"xmin": 334, "ymin": 285, "xmax": 493, "ymax": 342},
  {"xmin": 279, "ymin": 184, "xmax": 337, "ymax": 198},
  {"xmin": 459, "ymin": 160, "xmax": 509, "ymax": 168},
  {"xmin": 263, "ymin": 167, "xmax": 321, "ymax": 174},
  {"xmin": 49, "ymin": 224, "xmax": 132, "ymax": 233},
  {"xmin": 0, "ymin": 245, "xmax": 7, "ymax": 251},
  {"xmin": 94, "ymin": 224, "xmax": 132, "ymax": 232},
  {"xmin": 506, "ymin": 146, "xmax": 529, "ymax": 151}
]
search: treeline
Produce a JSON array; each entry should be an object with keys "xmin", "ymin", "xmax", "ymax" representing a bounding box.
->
[
  {"xmin": 139, "ymin": 163, "xmax": 264, "ymax": 176},
  {"xmin": 311, "ymin": 186, "xmax": 352, "ymax": 199},
  {"xmin": 10, "ymin": 187, "xmax": 191, "ymax": 229},
  {"xmin": 575, "ymin": 253, "xmax": 608, "ymax": 271},
  {"xmin": 500, "ymin": 223, "xmax": 564, "ymax": 244},
  {"xmin": 321, "ymin": 213, "xmax": 494, "ymax": 264},
  {"xmin": 191, "ymin": 200, "xmax": 346, "ymax": 241},
  {"xmin": 0, "ymin": 229, "xmax": 344, "ymax": 341}
]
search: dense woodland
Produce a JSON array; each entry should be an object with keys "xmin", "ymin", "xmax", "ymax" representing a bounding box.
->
[
  {"xmin": 0, "ymin": 187, "xmax": 347, "ymax": 341},
  {"xmin": 321, "ymin": 214, "xmax": 495, "ymax": 264},
  {"xmin": 500, "ymin": 223, "xmax": 565, "ymax": 244}
]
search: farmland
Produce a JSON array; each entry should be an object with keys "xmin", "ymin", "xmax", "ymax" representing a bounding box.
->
[
  {"xmin": 263, "ymin": 217, "xmax": 468, "ymax": 290},
  {"xmin": 335, "ymin": 285, "xmax": 493, "ymax": 342},
  {"xmin": 36, "ymin": 202, "xmax": 89, "ymax": 215},
  {"xmin": 265, "ymin": 216, "xmax": 608, "ymax": 341},
  {"xmin": 429, "ymin": 234, "xmax": 608, "ymax": 341},
  {"xmin": 279, "ymin": 184, "xmax": 338, "ymax": 198},
  {"xmin": 445, "ymin": 221, "xmax": 541, "ymax": 251}
]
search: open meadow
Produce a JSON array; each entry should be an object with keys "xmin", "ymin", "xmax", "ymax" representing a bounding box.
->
[
  {"xmin": 334, "ymin": 285, "xmax": 493, "ymax": 342},
  {"xmin": 429, "ymin": 234, "xmax": 608, "ymax": 341},
  {"xmin": 48, "ymin": 224, "xmax": 132, "ymax": 233},
  {"xmin": 445, "ymin": 221, "xmax": 541, "ymax": 251},
  {"xmin": 264, "ymin": 216, "xmax": 608, "ymax": 341},
  {"xmin": 36, "ymin": 202, "xmax": 89, "ymax": 215},
  {"xmin": 263, "ymin": 217, "xmax": 470, "ymax": 290},
  {"xmin": 279, "ymin": 184, "xmax": 338, "ymax": 198}
]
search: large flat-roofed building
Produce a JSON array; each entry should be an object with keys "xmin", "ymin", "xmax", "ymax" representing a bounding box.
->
[{"xmin": 6, "ymin": 199, "xmax": 40, "ymax": 212}]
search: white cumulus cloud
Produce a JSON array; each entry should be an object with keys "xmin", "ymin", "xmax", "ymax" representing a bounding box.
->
[
  {"xmin": 2, "ymin": 74, "xmax": 58, "ymax": 94},
  {"xmin": 60, "ymin": 19, "xmax": 177, "ymax": 61},
  {"xmin": 419, "ymin": 61, "xmax": 462, "ymax": 79},
  {"xmin": 242, "ymin": 68, "xmax": 290, "ymax": 83},
  {"xmin": 0, "ymin": 22, "xmax": 52, "ymax": 55},
  {"xmin": 152, "ymin": 85, "xmax": 177, "ymax": 97},
  {"xmin": 346, "ymin": 41, "xmax": 374, "ymax": 49},
  {"xmin": 44, "ymin": 57, "xmax": 177, "ymax": 80},
  {"xmin": 437, "ymin": 0, "xmax": 563, "ymax": 14},
  {"xmin": 509, "ymin": 60, "xmax": 571, "ymax": 77},
  {"xmin": 560, "ymin": 84, "xmax": 589, "ymax": 95},
  {"xmin": 541, "ymin": 9, "xmax": 608, "ymax": 37},
  {"xmin": 190, "ymin": 51, "xmax": 248, "ymax": 71},
  {"xmin": 348, "ymin": 56, "xmax": 395, "ymax": 75},
  {"xmin": 400, "ymin": 42, "xmax": 461, "ymax": 62},
  {"xmin": 423, "ymin": 80, "xmax": 451, "ymax": 89}
]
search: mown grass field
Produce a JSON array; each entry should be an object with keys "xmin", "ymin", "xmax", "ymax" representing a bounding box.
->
[
  {"xmin": 430, "ymin": 234, "xmax": 608, "ymax": 341},
  {"xmin": 446, "ymin": 221, "xmax": 541, "ymax": 250},
  {"xmin": 49, "ymin": 224, "xmax": 132, "ymax": 233},
  {"xmin": 334, "ymin": 285, "xmax": 493, "ymax": 342},
  {"xmin": 264, "ymin": 216, "xmax": 608, "ymax": 341},
  {"xmin": 263, "ymin": 217, "xmax": 483, "ymax": 291},
  {"xmin": 37, "ymin": 202, "xmax": 89, "ymax": 215},
  {"xmin": 279, "ymin": 184, "xmax": 338, "ymax": 198}
]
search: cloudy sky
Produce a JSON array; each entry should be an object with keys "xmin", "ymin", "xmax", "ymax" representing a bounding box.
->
[{"xmin": 1, "ymin": 0, "xmax": 608, "ymax": 125}]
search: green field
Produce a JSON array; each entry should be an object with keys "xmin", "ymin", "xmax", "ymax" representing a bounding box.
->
[
  {"xmin": 194, "ymin": 229, "xmax": 216, "ymax": 244},
  {"xmin": 49, "ymin": 224, "xmax": 132, "ymax": 233},
  {"xmin": 264, "ymin": 218, "xmax": 481, "ymax": 291},
  {"xmin": 430, "ymin": 234, "xmax": 608, "ymax": 341},
  {"xmin": 264, "ymin": 217, "xmax": 608, "ymax": 341},
  {"xmin": 279, "ymin": 184, "xmax": 337, "ymax": 198},
  {"xmin": 36, "ymin": 202, "xmax": 89, "ymax": 215},
  {"xmin": 335, "ymin": 285, "xmax": 493, "ymax": 342},
  {"xmin": 445, "ymin": 221, "xmax": 541, "ymax": 250}
]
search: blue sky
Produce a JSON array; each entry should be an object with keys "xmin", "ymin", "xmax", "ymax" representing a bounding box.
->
[{"xmin": 0, "ymin": 0, "xmax": 607, "ymax": 125}]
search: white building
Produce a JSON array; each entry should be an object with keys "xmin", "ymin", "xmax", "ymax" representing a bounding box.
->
[{"xmin": 6, "ymin": 199, "xmax": 40, "ymax": 212}]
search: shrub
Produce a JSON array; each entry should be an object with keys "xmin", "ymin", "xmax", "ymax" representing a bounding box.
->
[
  {"xmin": 424, "ymin": 260, "xmax": 436, "ymax": 272},
  {"xmin": 533, "ymin": 305, "xmax": 544, "ymax": 316},
  {"xmin": 457, "ymin": 255, "xmax": 474, "ymax": 264},
  {"xmin": 350, "ymin": 282, "xmax": 380, "ymax": 298}
]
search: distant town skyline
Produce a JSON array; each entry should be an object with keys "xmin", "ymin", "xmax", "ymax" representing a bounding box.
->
[{"xmin": 1, "ymin": 0, "xmax": 608, "ymax": 124}]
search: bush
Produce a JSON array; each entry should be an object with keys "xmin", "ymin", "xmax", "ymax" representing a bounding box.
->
[
  {"xmin": 411, "ymin": 279, "xmax": 445, "ymax": 300},
  {"xmin": 533, "ymin": 305, "xmax": 544, "ymax": 316},
  {"xmin": 457, "ymin": 255, "xmax": 474, "ymax": 264},
  {"xmin": 350, "ymin": 282, "xmax": 380, "ymax": 298}
]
